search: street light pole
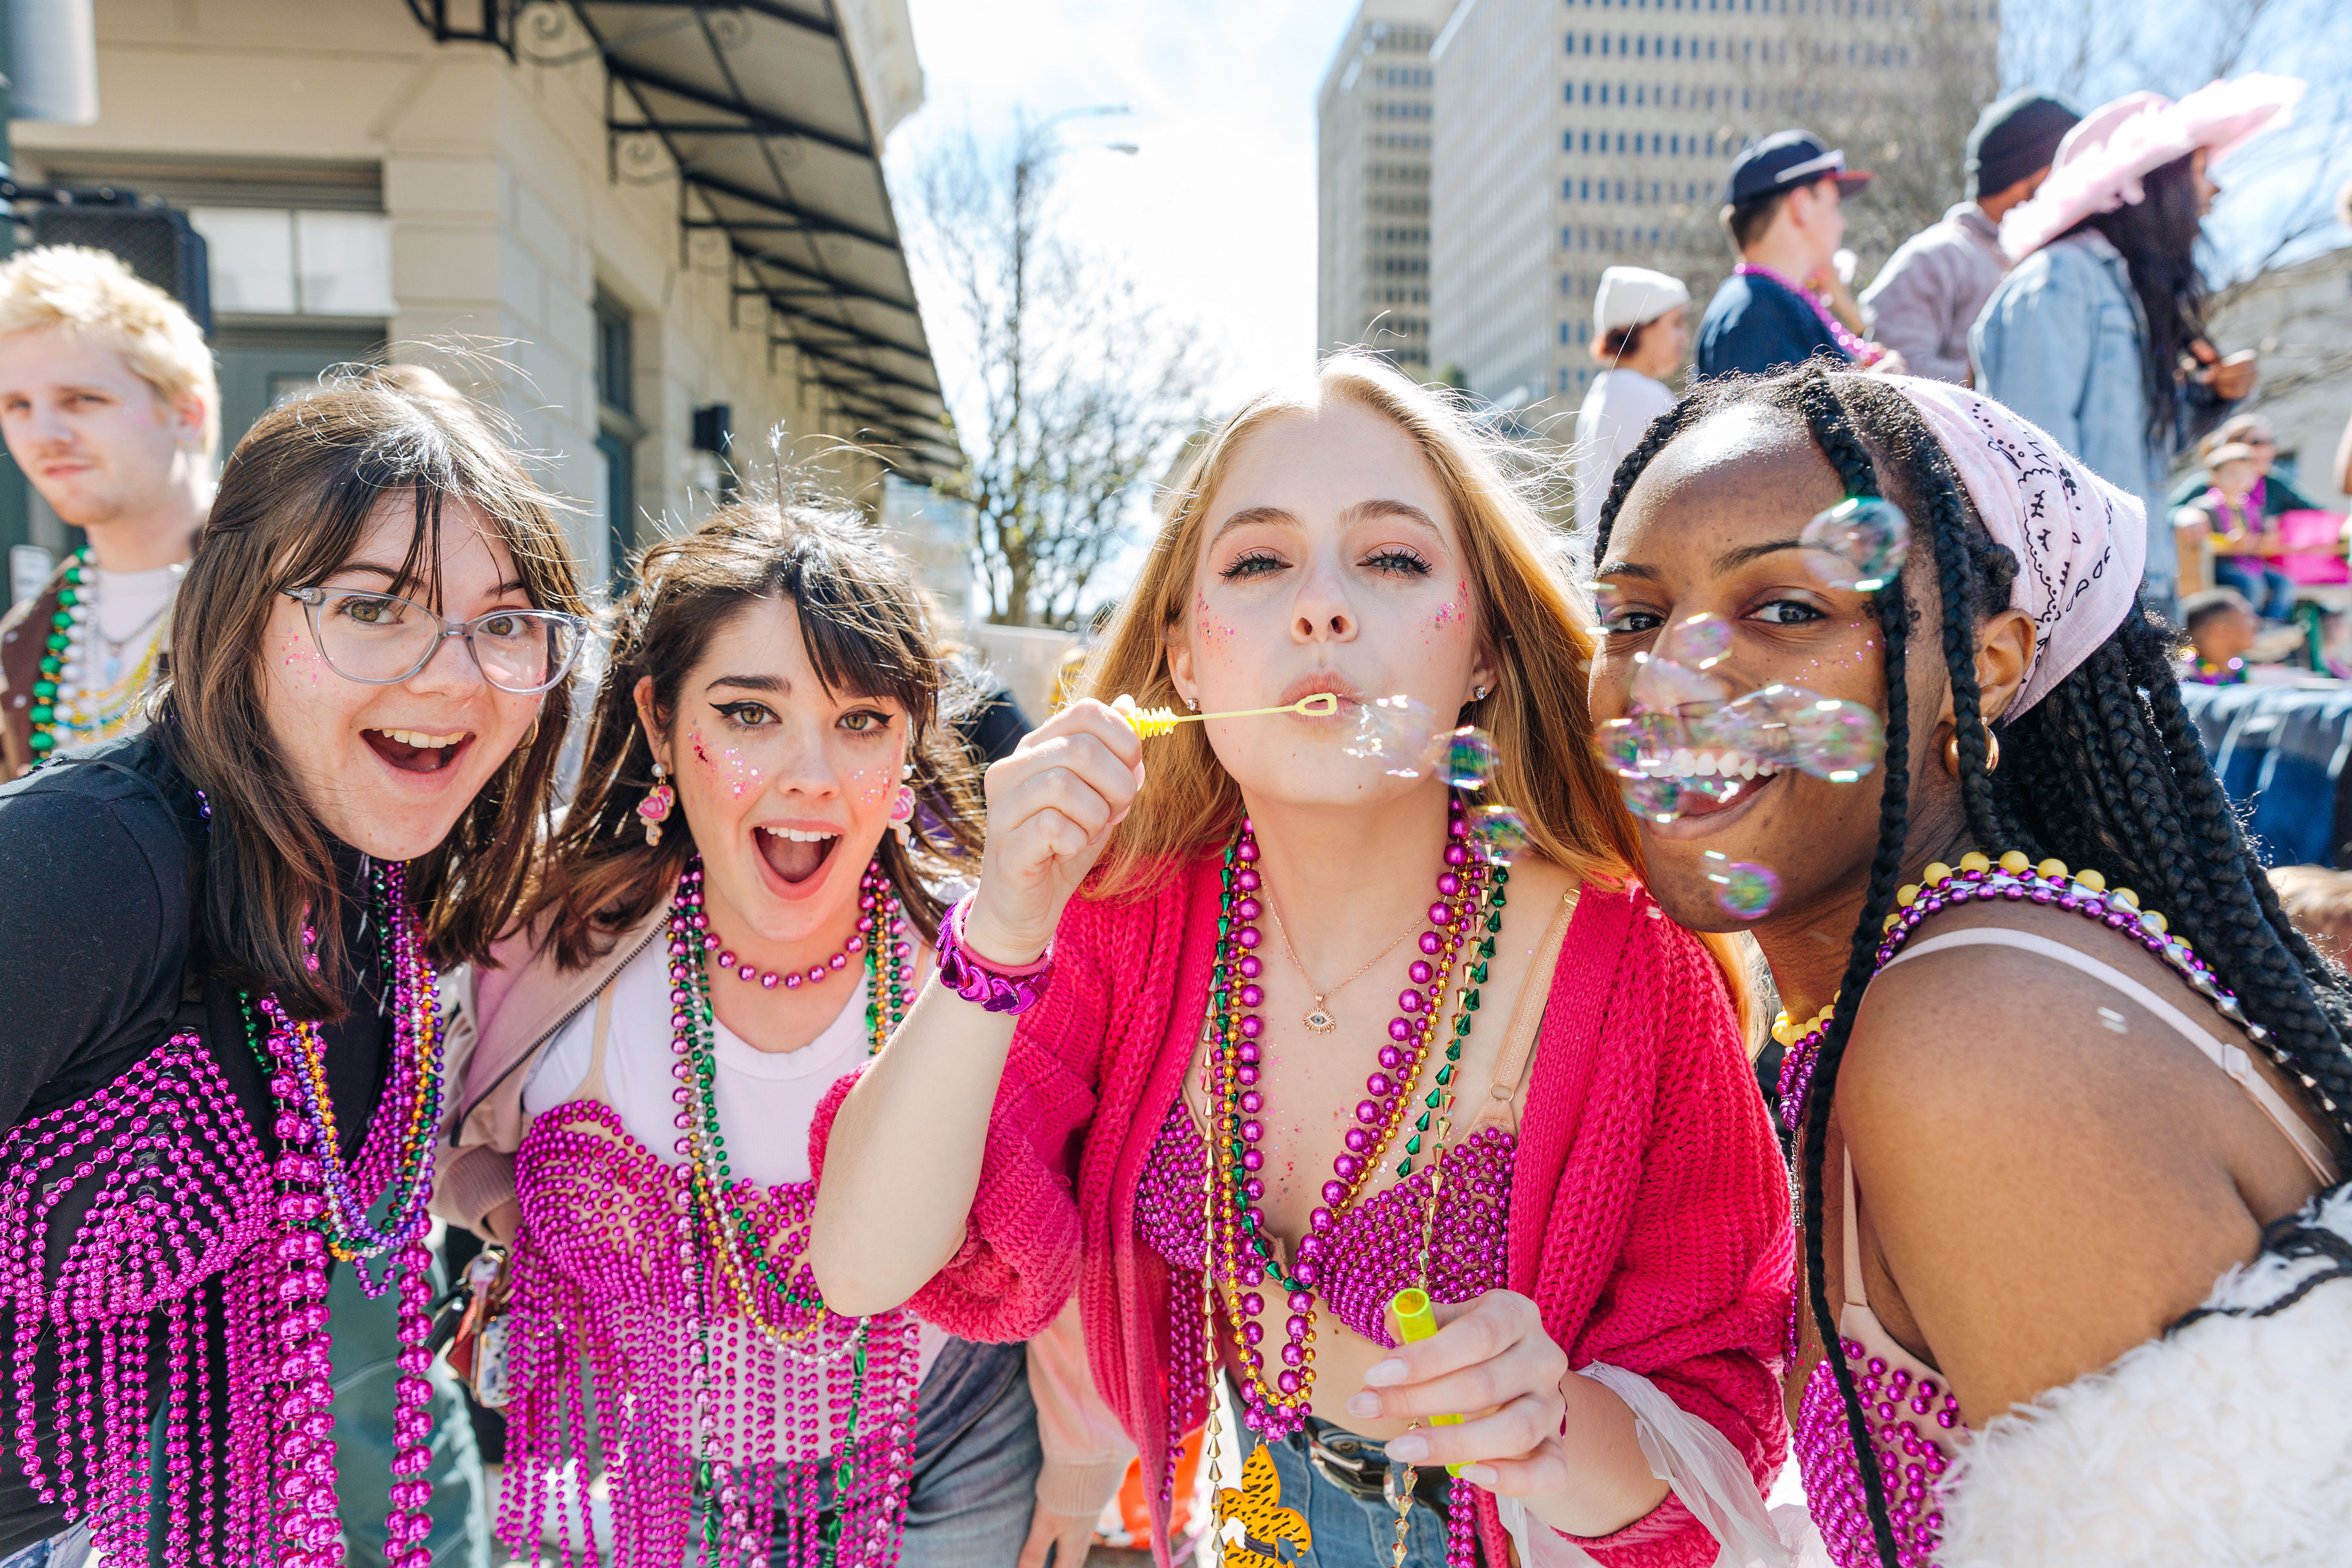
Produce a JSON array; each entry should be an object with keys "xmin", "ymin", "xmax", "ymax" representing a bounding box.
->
[{"xmin": 1004, "ymin": 103, "xmax": 1131, "ymax": 624}]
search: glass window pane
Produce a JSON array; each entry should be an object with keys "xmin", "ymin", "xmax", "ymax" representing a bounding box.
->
[
  {"xmin": 294, "ymin": 210, "xmax": 395, "ymax": 318},
  {"xmin": 189, "ymin": 206, "xmax": 294, "ymax": 314}
]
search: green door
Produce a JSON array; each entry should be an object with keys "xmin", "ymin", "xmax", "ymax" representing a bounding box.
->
[{"xmin": 212, "ymin": 317, "xmax": 387, "ymax": 457}]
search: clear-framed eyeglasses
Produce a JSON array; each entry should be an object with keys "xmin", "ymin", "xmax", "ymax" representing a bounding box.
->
[{"xmin": 283, "ymin": 586, "xmax": 587, "ymax": 695}]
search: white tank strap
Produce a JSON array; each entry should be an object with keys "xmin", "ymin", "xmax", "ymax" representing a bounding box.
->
[{"xmin": 1882, "ymin": 927, "xmax": 2339, "ymax": 1185}]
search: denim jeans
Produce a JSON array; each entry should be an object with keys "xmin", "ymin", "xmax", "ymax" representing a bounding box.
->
[
  {"xmin": 2212, "ymin": 557, "xmax": 2299, "ymax": 621},
  {"xmin": 1242, "ymin": 1405, "xmax": 1460, "ymax": 1568},
  {"xmin": 898, "ymin": 1337, "xmax": 1042, "ymax": 1568},
  {"xmin": 329, "ymin": 1230, "xmax": 494, "ymax": 1567}
]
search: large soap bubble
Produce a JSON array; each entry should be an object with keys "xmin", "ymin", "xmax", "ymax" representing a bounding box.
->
[
  {"xmin": 1719, "ymin": 683, "xmax": 1886, "ymax": 783},
  {"xmin": 1444, "ymin": 727, "xmax": 1501, "ymax": 791},
  {"xmin": 1629, "ymin": 652, "xmax": 1731, "ymax": 711},
  {"xmin": 1343, "ymin": 693, "xmax": 1447, "ymax": 778},
  {"xmin": 1705, "ymin": 855, "xmax": 1782, "ymax": 920},
  {"xmin": 1799, "ymin": 497, "xmax": 1909, "ymax": 593}
]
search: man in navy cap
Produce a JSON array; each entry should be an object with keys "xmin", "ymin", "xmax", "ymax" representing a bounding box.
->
[
  {"xmin": 1696, "ymin": 130, "xmax": 1902, "ymax": 379},
  {"xmin": 1859, "ymin": 91, "xmax": 2082, "ymax": 384}
]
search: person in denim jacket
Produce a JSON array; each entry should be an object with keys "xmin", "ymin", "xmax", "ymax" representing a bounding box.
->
[{"xmin": 1973, "ymin": 78, "xmax": 2301, "ymax": 623}]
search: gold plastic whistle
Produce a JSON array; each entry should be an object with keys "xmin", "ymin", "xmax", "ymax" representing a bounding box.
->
[
  {"xmin": 1115, "ymin": 691, "xmax": 1339, "ymax": 738},
  {"xmin": 1386, "ymin": 1288, "xmax": 1466, "ymax": 1477}
]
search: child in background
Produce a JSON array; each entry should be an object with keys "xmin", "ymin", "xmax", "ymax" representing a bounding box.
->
[
  {"xmin": 2193, "ymin": 443, "xmax": 2297, "ymax": 619},
  {"xmin": 2181, "ymin": 587, "xmax": 2259, "ymax": 684},
  {"xmin": 2270, "ymin": 865, "xmax": 2352, "ymax": 970}
]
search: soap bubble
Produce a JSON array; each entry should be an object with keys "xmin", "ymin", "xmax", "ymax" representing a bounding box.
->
[
  {"xmin": 1705, "ymin": 857, "xmax": 1782, "ymax": 920},
  {"xmin": 1629, "ymin": 653, "xmax": 1731, "ymax": 712},
  {"xmin": 1343, "ymin": 693, "xmax": 1446, "ymax": 778},
  {"xmin": 1443, "ymin": 727, "xmax": 1501, "ymax": 791},
  {"xmin": 1598, "ymin": 712, "xmax": 1761, "ymax": 821},
  {"xmin": 1472, "ymin": 804, "xmax": 1531, "ymax": 861},
  {"xmin": 1799, "ymin": 497, "xmax": 1909, "ymax": 593},
  {"xmin": 1599, "ymin": 681, "xmax": 1883, "ymax": 823},
  {"xmin": 1658, "ymin": 612, "xmax": 1733, "ymax": 669}
]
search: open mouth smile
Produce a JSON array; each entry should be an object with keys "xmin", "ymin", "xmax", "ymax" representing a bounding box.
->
[
  {"xmin": 755, "ymin": 825, "xmax": 840, "ymax": 886},
  {"xmin": 362, "ymin": 728, "xmax": 474, "ymax": 774}
]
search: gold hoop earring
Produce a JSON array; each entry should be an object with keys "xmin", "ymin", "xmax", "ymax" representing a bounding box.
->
[{"xmin": 1942, "ymin": 728, "xmax": 2000, "ymax": 777}]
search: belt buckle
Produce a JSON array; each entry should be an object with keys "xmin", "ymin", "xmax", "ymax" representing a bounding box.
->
[{"xmin": 1305, "ymin": 1429, "xmax": 1386, "ymax": 1502}]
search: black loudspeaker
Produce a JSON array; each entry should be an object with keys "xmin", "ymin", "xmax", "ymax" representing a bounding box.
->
[
  {"xmin": 29, "ymin": 203, "xmax": 213, "ymax": 336},
  {"xmin": 691, "ymin": 403, "xmax": 732, "ymax": 454}
]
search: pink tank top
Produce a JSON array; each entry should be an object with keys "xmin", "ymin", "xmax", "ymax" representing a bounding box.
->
[{"xmin": 1786, "ymin": 921, "xmax": 2341, "ymax": 1568}]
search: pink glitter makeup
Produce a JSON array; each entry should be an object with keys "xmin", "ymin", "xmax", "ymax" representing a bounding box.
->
[
  {"xmin": 1427, "ymin": 581, "xmax": 1468, "ymax": 632},
  {"xmin": 690, "ymin": 728, "xmax": 765, "ymax": 798}
]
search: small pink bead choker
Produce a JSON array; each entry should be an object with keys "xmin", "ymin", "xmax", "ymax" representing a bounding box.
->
[{"xmin": 695, "ymin": 860, "xmax": 887, "ymax": 989}]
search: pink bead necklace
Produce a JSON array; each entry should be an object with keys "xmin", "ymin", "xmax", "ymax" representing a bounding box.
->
[
  {"xmin": 1197, "ymin": 791, "xmax": 1503, "ymax": 1568},
  {"xmin": 0, "ymin": 860, "xmax": 443, "ymax": 1568},
  {"xmin": 495, "ymin": 858, "xmax": 924, "ymax": 1568},
  {"xmin": 1735, "ymin": 261, "xmax": 1882, "ymax": 365}
]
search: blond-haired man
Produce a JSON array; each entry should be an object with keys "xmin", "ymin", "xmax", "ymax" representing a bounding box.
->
[{"xmin": 0, "ymin": 245, "xmax": 215, "ymax": 778}]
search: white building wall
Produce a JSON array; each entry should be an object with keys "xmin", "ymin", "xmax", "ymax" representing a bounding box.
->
[{"xmin": 17, "ymin": 0, "xmax": 900, "ymax": 582}]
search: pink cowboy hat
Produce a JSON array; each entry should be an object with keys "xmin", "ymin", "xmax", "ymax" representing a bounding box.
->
[{"xmin": 1999, "ymin": 74, "xmax": 2305, "ymax": 261}]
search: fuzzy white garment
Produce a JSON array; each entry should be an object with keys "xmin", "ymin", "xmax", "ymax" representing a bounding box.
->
[
  {"xmin": 1938, "ymin": 1183, "xmax": 2352, "ymax": 1567},
  {"xmin": 1498, "ymin": 1362, "xmax": 1788, "ymax": 1568}
]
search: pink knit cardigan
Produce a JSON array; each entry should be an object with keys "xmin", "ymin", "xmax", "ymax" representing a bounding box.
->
[{"xmin": 811, "ymin": 856, "xmax": 1791, "ymax": 1567}]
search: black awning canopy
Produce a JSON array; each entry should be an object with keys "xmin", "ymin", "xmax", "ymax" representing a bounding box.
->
[{"xmin": 548, "ymin": 2, "xmax": 958, "ymax": 480}]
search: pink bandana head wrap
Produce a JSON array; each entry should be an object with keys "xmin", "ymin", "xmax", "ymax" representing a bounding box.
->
[{"xmin": 1884, "ymin": 376, "xmax": 2147, "ymax": 721}]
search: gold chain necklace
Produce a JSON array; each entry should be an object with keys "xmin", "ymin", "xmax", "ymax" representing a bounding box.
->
[{"xmin": 1266, "ymin": 904, "xmax": 1420, "ymax": 1034}]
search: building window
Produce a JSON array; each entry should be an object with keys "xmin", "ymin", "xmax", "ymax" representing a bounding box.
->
[{"xmin": 594, "ymin": 289, "xmax": 645, "ymax": 583}]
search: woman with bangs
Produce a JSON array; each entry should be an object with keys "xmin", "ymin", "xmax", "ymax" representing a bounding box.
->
[
  {"xmin": 810, "ymin": 354, "xmax": 1793, "ymax": 1568},
  {"xmin": 436, "ymin": 500, "xmax": 1047, "ymax": 1568},
  {"xmin": 0, "ymin": 378, "xmax": 591, "ymax": 1565}
]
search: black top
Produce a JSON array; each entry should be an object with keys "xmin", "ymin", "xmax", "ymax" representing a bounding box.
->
[{"xmin": 0, "ymin": 730, "xmax": 393, "ymax": 1552}]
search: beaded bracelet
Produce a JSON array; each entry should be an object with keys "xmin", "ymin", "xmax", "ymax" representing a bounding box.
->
[{"xmin": 936, "ymin": 896, "xmax": 1054, "ymax": 1014}]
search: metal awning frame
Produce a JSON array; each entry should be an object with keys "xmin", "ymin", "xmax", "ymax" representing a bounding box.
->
[{"xmin": 413, "ymin": 0, "xmax": 959, "ymax": 485}]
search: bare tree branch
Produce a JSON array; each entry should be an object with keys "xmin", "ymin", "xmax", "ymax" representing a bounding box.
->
[{"xmin": 908, "ymin": 122, "xmax": 1216, "ymax": 629}]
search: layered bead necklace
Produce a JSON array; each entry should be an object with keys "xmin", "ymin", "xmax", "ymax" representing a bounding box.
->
[
  {"xmin": 25, "ymin": 547, "xmax": 178, "ymax": 762},
  {"xmin": 0, "ymin": 853, "xmax": 443, "ymax": 1568},
  {"xmin": 1194, "ymin": 789, "xmax": 1496, "ymax": 1415},
  {"xmin": 668, "ymin": 855, "xmax": 913, "ymax": 1340}
]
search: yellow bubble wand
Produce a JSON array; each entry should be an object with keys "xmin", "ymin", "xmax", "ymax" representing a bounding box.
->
[{"xmin": 1113, "ymin": 691, "xmax": 1339, "ymax": 738}]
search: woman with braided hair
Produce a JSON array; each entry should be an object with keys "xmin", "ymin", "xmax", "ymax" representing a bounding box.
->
[{"xmin": 1589, "ymin": 365, "xmax": 2352, "ymax": 1568}]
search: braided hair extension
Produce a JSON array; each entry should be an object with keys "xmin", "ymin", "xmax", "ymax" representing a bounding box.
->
[{"xmin": 1594, "ymin": 365, "xmax": 2352, "ymax": 1568}]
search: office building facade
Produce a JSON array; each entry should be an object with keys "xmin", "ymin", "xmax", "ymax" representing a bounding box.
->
[
  {"xmin": 1431, "ymin": 0, "xmax": 1997, "ymax": 412},
  {"xmin": 1316, "ymin": 0, "xmax": 1460, "ymax": 373}
]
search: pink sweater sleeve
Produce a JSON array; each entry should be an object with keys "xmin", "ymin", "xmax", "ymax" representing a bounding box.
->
[
  {"xmin": 1542, "ymin": 910, "xmax": 1794, "ymax": 1567},
  {"xmin": 806, "ymin": 902, "xmax": 1116, "ymax": 1343}
]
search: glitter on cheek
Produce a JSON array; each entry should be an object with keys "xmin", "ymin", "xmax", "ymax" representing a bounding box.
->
[
  {"xmin": 279, "ymin": 631, "xmax": 323, "ymax": 685},
  {"xmin": 689, "ymin": 728, "xmax": 764, "ymax": 798},
  {"xmin": 1195, "ymin": 592, "xmax": 1240, "ymax": 649},
  {"xmin": 1426, "ymin": 580, "xmax": 1468, "ymax": 632},
  {"xmin": 848, "ymin": 766, "xmax": 892, "ymax": 807}
]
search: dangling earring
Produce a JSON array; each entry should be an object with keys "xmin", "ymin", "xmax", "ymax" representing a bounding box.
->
[
  {"xmin": 890, "ymin": 781, "xmax": 917, "ymax": 841},
  {"xmin": 1942, "ymin": 728, "xmax": 2001, "ymax": 777},
  {"xmin": 638, "ymin": 760, "xmax": 676, "ymax": 846}
]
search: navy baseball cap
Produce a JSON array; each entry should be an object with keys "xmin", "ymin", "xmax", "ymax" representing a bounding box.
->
[{"xmin": 1723, "ymin": 130, "xmax": 1873, "ymax": 205}]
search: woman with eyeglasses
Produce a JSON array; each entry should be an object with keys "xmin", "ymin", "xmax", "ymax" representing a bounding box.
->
[{"xmin": 0, "ymin": 378, "xmax": 589, "ymax": 1567}]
